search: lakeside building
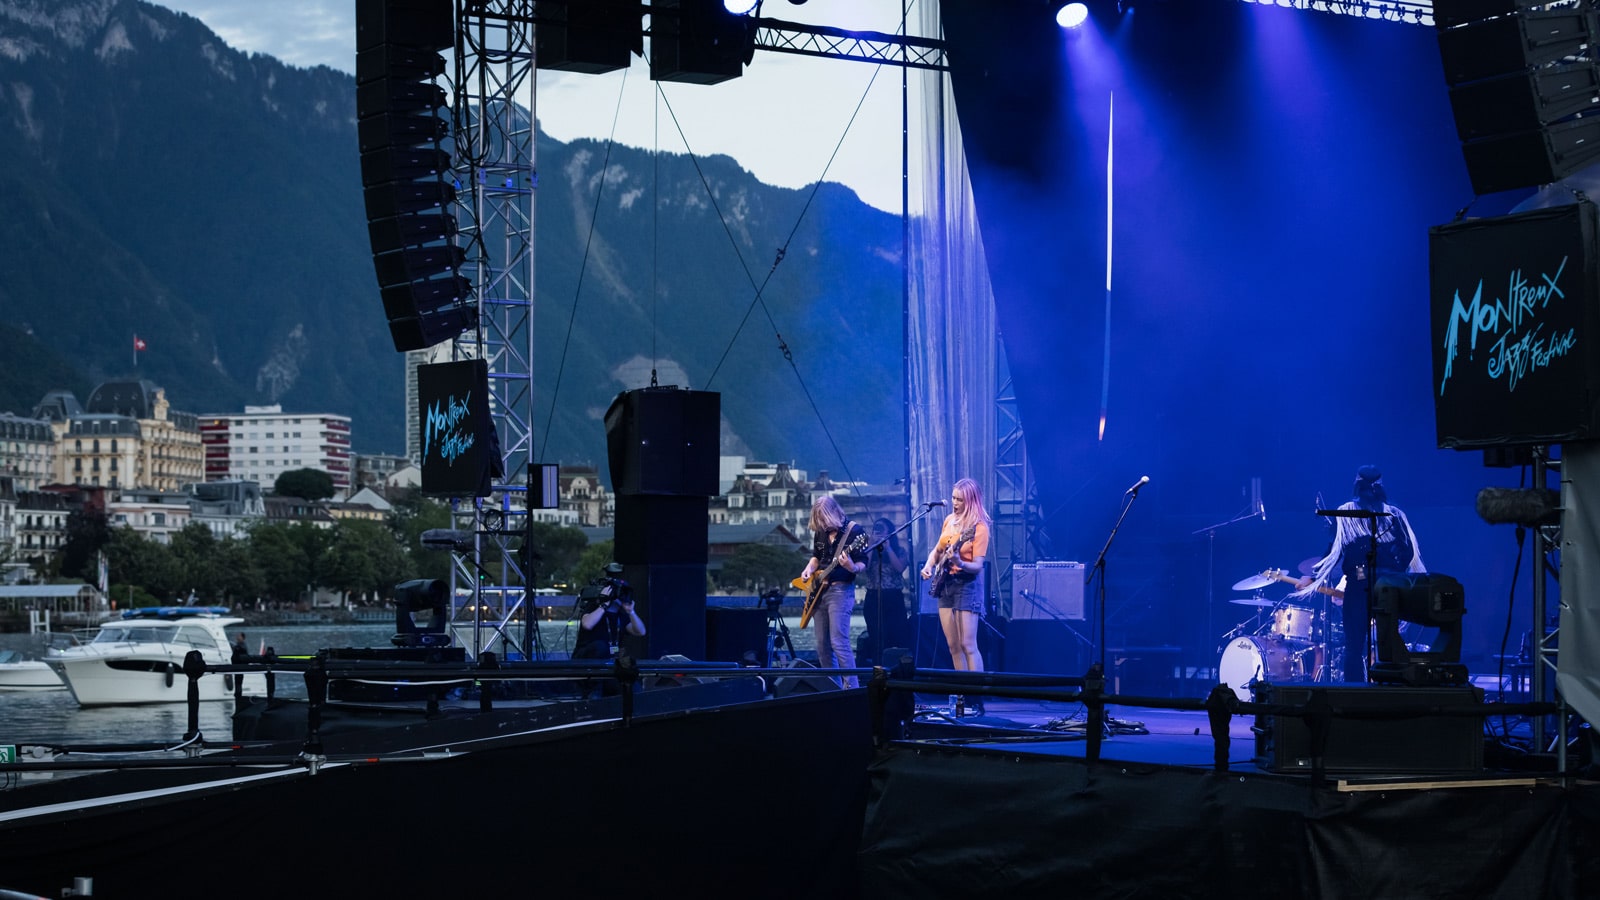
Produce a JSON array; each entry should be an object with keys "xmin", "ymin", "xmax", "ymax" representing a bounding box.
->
[
  {"xmin": 198, "ymin": 404, "xmax": 352, "ymax": 493},
  {"xmin": 184, "ymin": 480, "xmax": 265, "ymax": 539},
  {"xmin": 0, "ymin": 413, "xmax": 56, "ymax": 493},
  {"xmin": 13, "ymin": 489, "xmax": 70, "ymax": 572},
  {"xmin": 40, "ymin": 381, "xmax": 203, "ymax": 492},
  {"xmin": 107, "ymin": 490, "xmax": 192, "ymax": 545}
]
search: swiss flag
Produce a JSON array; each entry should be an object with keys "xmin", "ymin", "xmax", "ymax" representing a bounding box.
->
[{"xmin": 134, "ymin": 335, "xmax": 147, "ymax": 352}]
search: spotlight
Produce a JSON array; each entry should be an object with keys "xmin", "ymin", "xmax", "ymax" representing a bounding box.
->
[
  {"xmin": 723, "ymin": 0, "xmax": 759, "ymax": 12},
  {"xmin": 1057, "ymin": 2, "xmax": 1090, "ymax": 28}
]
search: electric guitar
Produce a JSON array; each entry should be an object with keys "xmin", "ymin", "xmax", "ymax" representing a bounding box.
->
[
  {"xmin": 792, "ymin": 528, "xmax": 869, "ymax": 629},
  {"xmin": 1259, "ymin": 568, "xmax": 1344, "ymax": 606},
  {"xmin": 928, "ymin": 537, "xmax": 969, "ymax": 598}
]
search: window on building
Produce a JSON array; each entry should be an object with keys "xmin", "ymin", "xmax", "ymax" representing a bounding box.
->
[
  {"xmin": 152, "ymin": 513, "xmax": 165, "ymax": 526},
  {"xmin": 92, "ymin": 439, "xmax": 99, "ymax": 453},
  {"xmin": 75, "ymin": 439, "xmax": 81, "ymax": 452},
  {"xmin": 111, "ymin": 439, "xmax": 118, "ymax": 453}
]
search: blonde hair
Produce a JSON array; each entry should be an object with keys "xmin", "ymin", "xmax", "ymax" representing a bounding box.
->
[
  {"xmin": 810, "ymin": 495, "xmax": 846, "ymax": 533},
  {"xmin": 953, "ymin": 478, "xmax": 991, "ymax": 532}
]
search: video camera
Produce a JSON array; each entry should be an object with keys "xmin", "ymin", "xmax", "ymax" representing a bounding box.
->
[{"xmin": 579, "ymin": 563, "xmax": 631, "ymax": 615}]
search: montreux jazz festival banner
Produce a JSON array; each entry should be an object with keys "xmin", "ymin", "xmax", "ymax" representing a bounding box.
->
[
  {"xmin": 1430, "ymin": 201, "xmax": 1600, "ymax": 448},
  {"xmin": 419, "ymin": 358, "xmax": 498, "ymax": 496}
]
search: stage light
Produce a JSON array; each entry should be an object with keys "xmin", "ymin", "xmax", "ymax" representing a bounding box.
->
[
  {"xmin": 723, "ymin": 0, "xmax": 759, "ymax": 13},
  {"xmin": 1370, "ymin": 573, "xmax": 1469, "ymax": 687},
  {"xmin": 1057, "ymin": 2, "xmax": 1090, "ymax": 28}
]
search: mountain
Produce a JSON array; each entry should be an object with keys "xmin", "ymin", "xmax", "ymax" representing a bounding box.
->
[{"xmin": 0, "ymin": 0, "xmax": 905, "ymax": 483}]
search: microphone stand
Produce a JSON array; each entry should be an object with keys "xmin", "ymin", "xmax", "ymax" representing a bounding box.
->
[
  {"xmin": 883, "ymin": 506, "xmax": 940, "ymax": 666},
  {"xmin": 1089, "ymin": 487, "xmax": 1146, "ymax": 673}
]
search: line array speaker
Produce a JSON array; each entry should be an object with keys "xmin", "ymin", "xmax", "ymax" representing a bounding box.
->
[{"xmin": 356, "ymin": 0, "xmax": 474, "ymax": 351}]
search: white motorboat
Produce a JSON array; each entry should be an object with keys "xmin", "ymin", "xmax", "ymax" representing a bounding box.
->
[
  {"xmin": 45, "ymin": 607, "xmax": 266, "ymax": 707},
  {"xmin": 0, "ymin": 650, "xmax": 65, "ymax": 691}
]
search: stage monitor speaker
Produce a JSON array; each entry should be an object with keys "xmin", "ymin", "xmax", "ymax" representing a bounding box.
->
[
  {"xmin": 1458, "ymin": 115, "xmax": 1600, "ymax": 196},
  {"xmin": 1254, "ymin": 684, "xmax": 1485, "ymax": 774},
  {"xmin": 706, "ymin": 606, "xmax": 767, "ymax": 667},
  {"xmin": 1010, "ymin": 561, "xmax": 1086, "ymax": 620},
  {"xmin": 772, "ymin": 659, "xmax": 840, "ymax": 697},
  {"xmin": 604, "ymin": 387, "xmax": 720, "ymax": 496},
  {"xmin": 618, "ymin": 562, "xmax": 707, "ymax": 662},
  {"xmin": 612, "ymin": 494, "xmax": 710, "ymax": 565}
]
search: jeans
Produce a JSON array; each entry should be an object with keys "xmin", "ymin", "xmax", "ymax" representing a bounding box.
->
[{"xmin": 812, "ymin": 582, "xmax": 858, "ymax": 688}]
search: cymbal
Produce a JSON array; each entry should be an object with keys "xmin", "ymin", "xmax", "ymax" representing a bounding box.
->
[
  {"xmin": 1231, "ymin": 572, "xmax": 1278, "ymax": 591},
  {"xmin": 1317, "ymin": 508, "xmax": 1392, "ymax": 518},
  {"xmin": 1298, "ymin": 557, "xmax": 1321, "ymax": 577},
  {"xmin": 1230, "ymin": 597, "xmax": 1276, "ymax": 607}
]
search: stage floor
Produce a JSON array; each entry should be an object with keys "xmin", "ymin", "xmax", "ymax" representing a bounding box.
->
[{"xmin": 901, "ymin": 693, "xmax": 1562, "ymax": 782}]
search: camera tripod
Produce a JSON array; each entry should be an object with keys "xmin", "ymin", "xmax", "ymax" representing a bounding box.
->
[{"xmin": 760, "ymin": 590, "xmax": 798, "ymax": 666}]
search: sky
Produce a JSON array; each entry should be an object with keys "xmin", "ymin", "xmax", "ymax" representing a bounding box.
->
[{"xmin": 151, "ymin": 0, "xmax": 935, "ymax": 212}]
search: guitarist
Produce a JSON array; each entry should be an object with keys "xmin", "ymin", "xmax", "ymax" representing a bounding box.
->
[
  {"xmin": 798, "ymin": 496, "xmax": 867, "ymax": 688},
  {"xmin": 919, "ymin": 478, "xmax": 992, "ymax": 704}
]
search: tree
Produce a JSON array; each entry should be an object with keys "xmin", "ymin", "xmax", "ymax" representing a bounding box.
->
[
  {"xmin": 321, "ymin": 518, "xmax": 414, "ymax": 603},
  {"xmin": 569, "ymin": 539, "xmax": 616, "ymax": 591},
  {"xmin": 523, "ymin": 522, "xmax": 590, "ymax": 588},
  {"xmin": 719, "ymin": 542, "xmax": 806, "ymax": 594},
  {"xmin": 105, "ymin": 527, "xmax": 184, "ymax": 602},
  {"xmin": 168, "ymin": 523, "xmax": 221, "ymax": 600},
  {"xmin": 274, "ymin": 468, "xmax": 336, "ymax": 501},
  {"xmin": 247, "ymin": 522, "xmax": 314, "ymax": 605},
  {"xmin": 57, "ymin": 507, "xmax": 111, "ymax": 584},
  {"xmin": 391, "ymin": 495, "xmax": 452, "ymax": 582}
]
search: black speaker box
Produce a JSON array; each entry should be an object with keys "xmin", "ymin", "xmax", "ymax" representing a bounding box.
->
[
  {"xmin": 772, "ymin": 659, "xmax": 840, "ymax": 697},
  {"xmin": 705, "ymin": 606, "xmax": 767, "ymax": 666},
  {"xmin": 612, "ymin": 494, "xmax": 709, "ymax": 565},
  {"xmin": 356, "ymin": 0, "xmax": 453, "ymax": 52},
  {"xmin": 604, "ymin": 387, "xmax": 720, "ymax": 496},
  {"xmin": 618, "ymin": 562, "xmax": 707, "ymax": 662},
  {"xmin": 1254, "ymin": 684, "xmax": 1485, "ymax": 774}
]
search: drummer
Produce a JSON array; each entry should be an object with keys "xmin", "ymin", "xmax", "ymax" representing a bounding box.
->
[{"xmin": 1291, "ymin": 465, "xmax": 1426, "ymax": 684}]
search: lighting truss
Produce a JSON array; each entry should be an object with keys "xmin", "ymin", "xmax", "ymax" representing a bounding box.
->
[
  {"xmin": 1231, "ymin": 0, "xmax": 1436, "ymax": 25},
  {"xmin": 450, "ymin": 0, "xmax": 539, "ymax": 660},
  {"xmin": 752, "ymin": 17, "xmax": 948, "ymax": 70}
]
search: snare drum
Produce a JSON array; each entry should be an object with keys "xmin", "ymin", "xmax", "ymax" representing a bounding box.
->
[
  {"xmin": 1219, "ymin": 636, "xmax": 1297, "ymax": 702},
  {"xmin": 1269, "ymin": 604, "xmax": 1321, "ymax": 642}
]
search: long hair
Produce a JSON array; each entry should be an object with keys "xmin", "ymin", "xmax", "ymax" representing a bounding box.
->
[
  {"xmin": 953, "ymin": 478, "xmax": 991, "ymax": 532},
  {"xmin": 810, "ymin": 495, "xmax": 845, "ymax": 533}
]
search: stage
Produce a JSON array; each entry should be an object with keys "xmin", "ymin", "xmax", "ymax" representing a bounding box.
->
[{"xmin": 860, "ymin": 691, "xmax": 1597, "ymax": 899}]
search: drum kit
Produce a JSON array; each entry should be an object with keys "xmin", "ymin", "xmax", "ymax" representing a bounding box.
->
[{"xmin": 1217, "ymin": 557, "xmax": 1343, "ymax": 702}]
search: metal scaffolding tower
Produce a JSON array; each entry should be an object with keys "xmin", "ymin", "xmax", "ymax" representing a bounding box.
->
[
  {"xmin": 991, "ymin": 342, "xmax": 1048, "ymax": 619},
  {"xmin": 448, "ymin": 0, "xmax": 538, "ymax": 660}
]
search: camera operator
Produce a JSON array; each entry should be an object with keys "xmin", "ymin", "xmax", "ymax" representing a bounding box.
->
[{"xmin": 573, "ymin": 573, "xmax": 645, "ymax": 662}]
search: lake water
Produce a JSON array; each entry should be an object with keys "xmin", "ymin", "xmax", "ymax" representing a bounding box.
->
[{"xmin": 0, "ymin": 614, "xmax": 866, "ymax": 750}]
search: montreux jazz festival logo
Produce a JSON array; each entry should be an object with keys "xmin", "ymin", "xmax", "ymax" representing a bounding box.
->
[
  {"xmin": 1439, "ymin": 257, "xmax": 1577, "ymax": 396},
  {"xmin": 423, "ymin": 391, "xmax": 475, "ymax": 465}
]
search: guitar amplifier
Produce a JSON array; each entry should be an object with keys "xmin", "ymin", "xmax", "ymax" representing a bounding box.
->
[{"xmin": 1011, "ymin": 561, "xmax": 1086, "ymax": 620}]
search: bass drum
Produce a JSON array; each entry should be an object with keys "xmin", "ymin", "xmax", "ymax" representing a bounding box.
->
[{"xmin": 1219, "ymin": 636, "xmax": 1297, "ymax": 702}]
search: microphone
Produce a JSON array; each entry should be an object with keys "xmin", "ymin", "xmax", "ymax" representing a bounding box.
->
[
  {"xmin": 926, "ymin": 500, "xmax": 946, "ymax": 508},
  {"xmin": 1476, "ymin": 487, "xmax": 1561, "ymax": 526},
  {"xmin": 1125, "ymin": 475, "xmax": 1150, "ymax": 496}
]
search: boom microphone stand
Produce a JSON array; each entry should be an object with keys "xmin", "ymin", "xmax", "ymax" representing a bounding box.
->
[{"xmin": 1089, "ymin": 477, "xmax": 1150, "ymax": 672}]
